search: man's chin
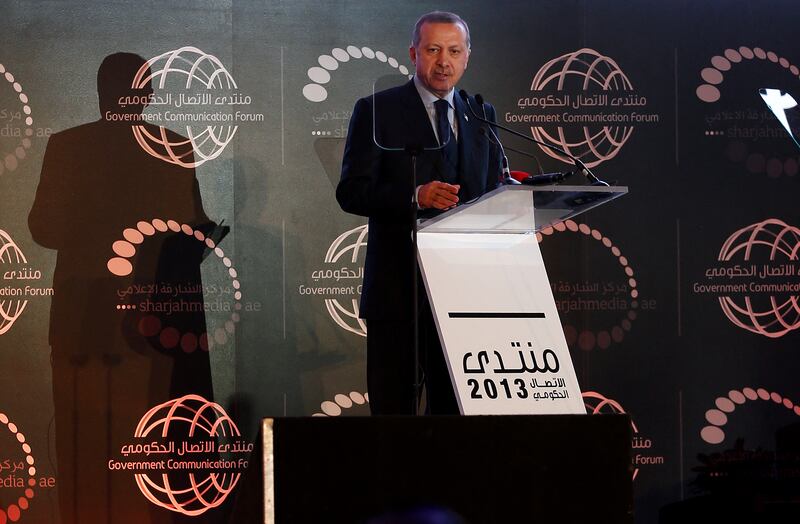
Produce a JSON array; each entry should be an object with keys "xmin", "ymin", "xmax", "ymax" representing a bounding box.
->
[{"xmin": 429, "ymin": 82, "xmax": 453, "ymax": 97}]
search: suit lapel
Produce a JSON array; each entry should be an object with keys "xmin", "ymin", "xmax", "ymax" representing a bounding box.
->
[
  {"xmin": 398, "ymin": 80, "xmax": 446, "ymax": 184},
  {"xmin": 454, "ymin": 93, "xmax": 486, "ymax": 200}
]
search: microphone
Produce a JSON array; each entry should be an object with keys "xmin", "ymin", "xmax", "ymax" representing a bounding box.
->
[
  {"xmin": 510, "ymin": 170, "xmax": 530, "ymax": 183},
  {"xmin": 477, "ymin": 128, "xmax": 519, "ymax": 184},
  {"xmin": 510, "ymin": 169, "xmax": 578, "ymax": 185},
  {"xmin": 480, "ymin": 127, "xmax": 543, "ymax": 175},
  {"xmin": 466, "ymin": 92, "xmax": 514, "ymax": 185},
  {"xmin": 459, "ymin": 89, "xmax": 608, "ymax": 186}
]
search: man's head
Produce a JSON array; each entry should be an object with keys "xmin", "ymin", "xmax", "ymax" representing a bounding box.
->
[
  {"xmin": 97, "ymin": 52, "xmax": 153, "ymax": 118},
  {"xmin": 409, "ymin": 11, "xmax": 471, "ymax": 98}
]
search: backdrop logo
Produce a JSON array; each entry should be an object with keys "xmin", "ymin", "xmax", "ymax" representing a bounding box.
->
[
  {"xmin": 302, "ymin": 45, "xmax": 410, "ymax": 104},
  {"xmin": 697, "ymin": 387, "xmax": 800, "ymax": 483},
  {"xmin": 107, "ymin": 219, "xmax": 243, "ymax": 349},
  {"xmin": 538, "ymin": 220, "xmax": 654, "ymax": 351},
  {"xmin": 583, "ymin": 391, "xmax": 664, "ymax": 480},
  {"xmin": 130, "ymin": 46, "xmax": 263, "ymax": 168},
  {"xmin": 509, "ymin": 48, "xmax": 658, "ymax": 168},
  {"xmin": 0, "ymin": 229, "xmax": 52, "ymax": 336},
  {"xmin": 0, "ymin": 62, "xmax": 34, "ymax": 177},
  {"xmin": 696, "ymin": 46, "xmax": 799, "ymax": 104},
  {"xmin": 0, "ymin": 412, "xmax": 44, "ymax": 523},
  {"xmin": 700, "ymin": 387, "xmax": 800, "ymax": 445},
  {"xmin": 697, "ymin": 46, "xmax": 800, "ymax": 178},
  {"xmin": 110, "ymin": 394, "xmax": 251, "ymax": 516},
  {"xmin": 693, "ymin": 219, "xmax": 800, "ymax": 337},
  {"xmin": 311, "ymin": 391, "xmax": 370, "ymax": 417},
  {"xmin": 300, "ymin": 225, "xmax": 367, "ymax": 337}
]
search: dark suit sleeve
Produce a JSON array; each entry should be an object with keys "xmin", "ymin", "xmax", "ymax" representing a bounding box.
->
[
  {"xmin": 28, "ymin": 133, "xmax": 75, "ymax": 249},
  {"xmin": 336, "ymin": 97, "xmax": 413, "ymax": 220}
]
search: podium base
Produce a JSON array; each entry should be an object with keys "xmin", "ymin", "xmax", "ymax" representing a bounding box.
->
[{"xmin": 248, "ymin": 415, "xmax": 632, "ymax": 524}]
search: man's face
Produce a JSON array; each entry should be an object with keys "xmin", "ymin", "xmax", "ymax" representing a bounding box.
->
[{"xmin": 409, "ymin": 22, "xmax": 470, "ymax": 98}]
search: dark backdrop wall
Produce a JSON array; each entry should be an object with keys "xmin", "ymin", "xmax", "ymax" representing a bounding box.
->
[{"xmin": 0, "ymin": 1, "xmax": 799, "ymax": 522}]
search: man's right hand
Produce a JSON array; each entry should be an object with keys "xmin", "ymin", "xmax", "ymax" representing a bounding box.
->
[{"xmin": 418, "ymin": 181, "xmax": 460, "ymax": 210}]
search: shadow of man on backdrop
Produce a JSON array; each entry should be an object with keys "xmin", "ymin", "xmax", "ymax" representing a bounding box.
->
[{"xmin": 28, "ymin": 52, "xmax": 225, "ymax": 524}]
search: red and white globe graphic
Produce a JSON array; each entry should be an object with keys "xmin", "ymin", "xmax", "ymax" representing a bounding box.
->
[
  {"xmin": 132, "ymin": 46, "xmax": 238, "ymax": 168},
  {"xmin": 530, "ymin": 48, "xmax": 634, "ymax": 168},
  {"xmin": 133, "ymin": 394, "xmax": 241, "ymax": 516},
  {"xmin": 0, "ymin": 229, "xmax": 28, "ymax": 336},
  {"xmin": 324, "ymin": 225, "xmax": 368, "ymax": 337},
  {"xmin": 583, "ymin": 391, "xmax": 641, "ymax": 479},
  {"xmin": 718, "ymin": 219, "xmax": 800, "ymax": 337}
]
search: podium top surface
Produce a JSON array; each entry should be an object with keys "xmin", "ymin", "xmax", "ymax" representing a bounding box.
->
[{"xmin": 419, "ymin": 184, "xmax": 628, "ymax": 234}]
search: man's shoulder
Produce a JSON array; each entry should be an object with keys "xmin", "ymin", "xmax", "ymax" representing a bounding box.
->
[
  {"xmin": 49, "ymin": 121, "xmax": 96, "ymax": 141},
  {"xmin": 458, "ymin": 91, "xmax": 495, "ymax": 108},
  {"xmin": 355, "ymin": 80, "xmax": 414, "ymax": 106}
]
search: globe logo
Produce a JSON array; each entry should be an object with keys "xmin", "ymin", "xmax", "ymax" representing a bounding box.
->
[
  {"xmin": 530, "ymin": 48, "xmax": 634, "ymax": 168},
  {"xmin": 323, "ymin": 225, "xmax": 368, "ymax": 337},
  {"xmin": 0, "ymin": 229, "xmax": 28, "ymax": 336},
  {"xmin": 583, "ymin": 391, "xmax": 642, "ymax": 480},
  {"xmin": 718, "ymin": 219, "xmax": 800, "ymax": 338},
  {"xmin": 132, "ymin": 46, "xmax": 238, "ymax": 168},
  {"xmin": 133, "ymin": 394, "xmax": 241, "ymax": 516},
  {"xmin": 583, "ymin": 391, "xmax": 636, "ymax": 427}
]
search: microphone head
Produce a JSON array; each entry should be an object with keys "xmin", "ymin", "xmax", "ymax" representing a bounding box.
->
[
  {"xmin": 510, "ymin": 170, "xmax": 530, "ymax": 183},
  {"xmin": 475, "ymin": 93, "xmax": 485, "ymax": 106},
  {"xmin": 458, "ymin": 89, "xmax": 469, "ymax": 101}
]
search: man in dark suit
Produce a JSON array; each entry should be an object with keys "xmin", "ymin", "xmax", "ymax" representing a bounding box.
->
[{"xmin": 337, "ymin": 12, "xmax": 503, "ymax": 415}]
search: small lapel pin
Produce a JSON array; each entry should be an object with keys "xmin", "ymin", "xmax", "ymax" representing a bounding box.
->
[{"xmin": 464, "ymin": 114, "xmax": 469, "ymax": 122}]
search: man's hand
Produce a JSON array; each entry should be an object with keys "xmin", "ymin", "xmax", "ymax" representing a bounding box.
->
[{"xmin": 418, "ymin": 181, "xmax": 460, "ymax": 210}]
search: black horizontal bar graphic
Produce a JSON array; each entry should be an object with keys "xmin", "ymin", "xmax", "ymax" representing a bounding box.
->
[{"xmin": 448, "ymin": 312, "xmax": 546, "ymax": 318}]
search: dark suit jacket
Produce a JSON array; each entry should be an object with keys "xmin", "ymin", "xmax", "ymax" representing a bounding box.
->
[{"xmin": 337, "ymin": 80, "xmax": 502, "ymax": 321}]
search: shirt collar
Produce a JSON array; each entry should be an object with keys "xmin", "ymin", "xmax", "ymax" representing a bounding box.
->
[{"xmin": 413, "ymin": 75, "xmax": 455, "ymax": 108}]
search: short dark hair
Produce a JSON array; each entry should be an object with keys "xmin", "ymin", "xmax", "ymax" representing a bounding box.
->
[
  {"xmin": 97, "ymin": 52, "xmax": 152, "ymax": 115},
  {"xmin": 411, "ymin": 11, "xmax": 471, "ymax": 49}
]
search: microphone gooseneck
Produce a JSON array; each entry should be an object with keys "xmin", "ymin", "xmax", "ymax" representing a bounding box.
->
[
  {"xmin": 460, "ymin": 90, "xmax": 513, "ymax": 185},
  {"xmin": 459, "ymin": 89, "xmax": 608, "ymax": 186},
  {"xmin": 479, "ymin": 127, "xmax": 543, "ymax": 175}
]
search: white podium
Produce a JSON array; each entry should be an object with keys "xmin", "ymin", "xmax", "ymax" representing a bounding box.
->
[{"xmin": 417, "ymin": 184, "xmax": 627, "ymax": 415}]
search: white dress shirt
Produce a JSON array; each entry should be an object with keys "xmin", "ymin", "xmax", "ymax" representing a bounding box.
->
[
  {"xmin": 413, "ymin": 74, "xmax": 458, "ymax": 143},
  {"xmin": 413, "ymin": 76, "xmax": 459, "ymax": 207}
]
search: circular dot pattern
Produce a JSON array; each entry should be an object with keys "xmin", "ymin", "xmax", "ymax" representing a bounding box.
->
[
  {"xmin": 312, "ymin": 391, "xmax": 370, "ymax": 416},
  {"xmin": 725, "ymin": 140, "xmax": 800, "ymax": 179},
  {"xmin": 701, "ymin": 387, "xmax": 800, "ymax": 444},
  {"xmin": 697, "ymin": 46, "xmax": 800, "ymax": 103},
  {"xmin": 302, "ymin": 83, "xmax": 327, "ymax": 103},
  {"xmin": 106, "ymin": 218, "xmax": 242, "ymax": 350},
  {"xmin": 303, "ymin": 45, "xmax": 412, "ymax": 102},
  {"xmin": 0, "ymin": 63, "xmax": 34, "ymax": 174},
  {"xmin": 536, "ymin": 220, "xmax": 639, "ymax": 351},
  {"xmin": 0, "ymin": 412, "xmax": 35, "ymax": 520}
]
